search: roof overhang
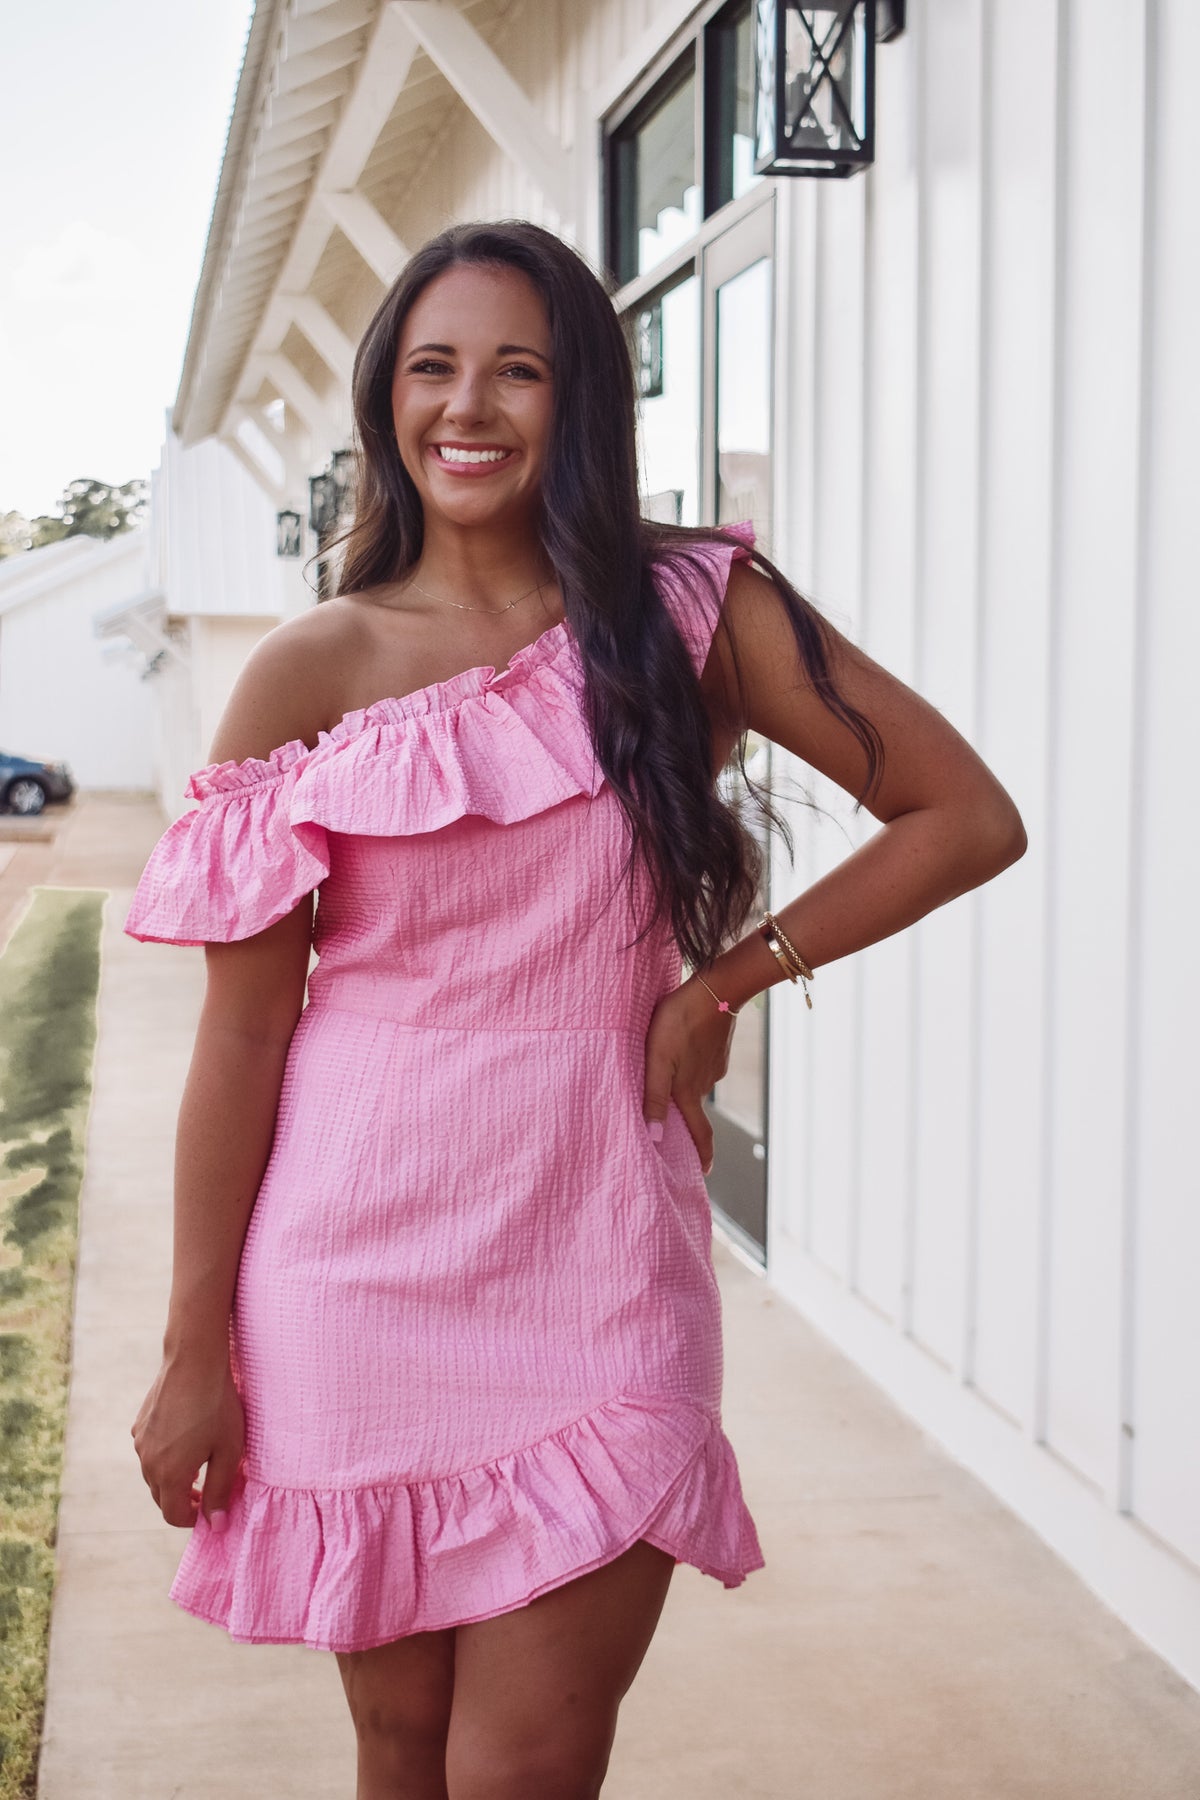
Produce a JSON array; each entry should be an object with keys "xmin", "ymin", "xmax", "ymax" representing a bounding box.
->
[{"xmin": 172, "ymin": 0, "xmax": 579, "ymax": 463}]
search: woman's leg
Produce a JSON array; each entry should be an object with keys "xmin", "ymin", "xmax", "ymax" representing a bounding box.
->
[
  {"xmin": 335, "ymin": 1625, "xmax": 457, "ymax": 1800},
  {"xmin": 445, "ymin": 1539, "xmax": 676, "ymax": 1800}
]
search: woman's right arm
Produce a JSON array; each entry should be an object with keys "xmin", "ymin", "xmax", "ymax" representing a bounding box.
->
[
  {"xmin": 130, "ymin": 904, "xmax": 313, "ymax": 1530},
  {"xmin": 131, "ymin": 606, "xmax": 355, "ymax": 1530}
]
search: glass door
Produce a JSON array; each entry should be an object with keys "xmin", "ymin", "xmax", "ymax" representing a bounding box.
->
[{"xmin": 701, "ymin": 197, "xmax": 775, "ymax": 1262}]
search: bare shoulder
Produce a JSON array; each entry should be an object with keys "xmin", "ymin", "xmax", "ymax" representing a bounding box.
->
[
  {"xmin": 700, "ymin": 556, "xmax": 795, "ymax": 721},
  {"xmin": 204, "ymin": 599, "xmax": 373, "ymax": 767}
]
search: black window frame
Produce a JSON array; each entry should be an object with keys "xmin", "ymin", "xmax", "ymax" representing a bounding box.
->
[{"xmin": 603, "ymin": 0, "xmax": 758, "ymax": 292}]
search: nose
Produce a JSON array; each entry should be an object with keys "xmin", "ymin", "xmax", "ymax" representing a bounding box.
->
[{"xmin": 442, "ymin": 365, "xmax": 492, "ymax": 428}]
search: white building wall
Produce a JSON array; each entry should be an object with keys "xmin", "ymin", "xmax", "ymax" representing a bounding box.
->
[
  {"xmin": 0, "ymin": 535, "xmax": 156, "ymax": 790},
  {"xmin": 144, "ymin": 422, "xmax": 295, "ymax": 815},
  {"xmin": 159, "ymin": 427, "xmax": 284, "ymax": 621},
  {"xmin": 190, "ymin": 615, "xmax": 281, "ymax": 786},
  {"xmin": 759, "ymin": 0, "xmax": 1200, "ymax": 1688}
]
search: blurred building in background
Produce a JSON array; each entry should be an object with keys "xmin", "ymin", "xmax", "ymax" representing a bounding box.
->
[{"xmin": 103, "ymin": 0, "xmax": 1199, "ymax": 1690}]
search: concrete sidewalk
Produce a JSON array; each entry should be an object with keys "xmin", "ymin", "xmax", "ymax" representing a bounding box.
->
[{"xmin": 24, "ymin": 795, "xmax": 1200, "ymax": 1798}]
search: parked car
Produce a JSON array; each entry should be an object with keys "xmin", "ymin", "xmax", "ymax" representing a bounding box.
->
[{"xmin": 0, "ymin": 750, "xmax": 75, "ymax": 816}]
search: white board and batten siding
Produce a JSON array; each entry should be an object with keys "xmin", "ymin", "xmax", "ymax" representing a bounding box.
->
[
  {"xmin": 150, "ymin": 426, "xmax": 298, "ymax": 815},
  {"xmin": 156, "ymin": 428, "xmax": 286, "ymax": 622},
  {"xmin": 762, "ymin": 0, "xmax": 1200, "ymax": 1690}
]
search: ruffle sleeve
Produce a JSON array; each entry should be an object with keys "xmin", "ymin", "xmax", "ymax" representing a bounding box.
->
[
  {"xmin": 124, "ymin": 740, "xmax": 330, "ymax": 946},
  {"xmin": 654, "ymin": 519, "xmax": 756, "ymax": 678}
]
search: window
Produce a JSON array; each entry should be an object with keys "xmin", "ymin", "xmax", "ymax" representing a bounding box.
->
[
  {"xmin": 705, "ymin": 2, "xmax": 761, "ymax": 212},
  {"xmin": 633, "ymin": 272, "xmax": 701, "ymax": 525},
  {"xmin": 606, "ymin": 2, "xmax": 762, "ymax": 288},
  {"xmin": 609, "ymin": 58, "xmax": 701, "ymax": 287}
]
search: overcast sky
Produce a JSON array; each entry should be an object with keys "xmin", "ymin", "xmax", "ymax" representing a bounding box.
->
[{"xmin": 0, "ymin": 0, "xmax": 256, "ymax": 520}]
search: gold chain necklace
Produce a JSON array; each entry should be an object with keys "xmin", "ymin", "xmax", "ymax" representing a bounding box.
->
[{"xmin": 405, "ymin": 573, "xmax": 547, "ymax": 616}]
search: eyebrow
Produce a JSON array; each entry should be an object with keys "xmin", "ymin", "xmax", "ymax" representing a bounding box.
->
[{"xmin": 406, "ymin": 341, "xmax": 551, "ymax": 363}]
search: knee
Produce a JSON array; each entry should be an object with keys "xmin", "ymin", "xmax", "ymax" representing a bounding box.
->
[
  {"xmin": 352, "ymin": 1694, "xmax": 452, "ymax": 1752},
  {"xmin": 339, "ymin": 1657, "xmax": 454, "ymax": 1752},
  {"xmin": 448, "ymin": 1721, "xmax": 615, "ymax": 1800}
]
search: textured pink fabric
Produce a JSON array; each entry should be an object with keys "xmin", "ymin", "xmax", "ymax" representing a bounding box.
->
[{"xmin": 125, "ymin": 526, "xmax": 764, "ymax": 1652}]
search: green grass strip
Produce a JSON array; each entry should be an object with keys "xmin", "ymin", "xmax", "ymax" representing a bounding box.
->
[{"xmin": 0, "ymin": 887, "xmax": 105, "ymax": 1800}]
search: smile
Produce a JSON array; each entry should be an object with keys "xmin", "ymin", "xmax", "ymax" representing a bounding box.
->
[{"xmin": 431, "ymin": 445, "xmax": 516, "ymax": 467}]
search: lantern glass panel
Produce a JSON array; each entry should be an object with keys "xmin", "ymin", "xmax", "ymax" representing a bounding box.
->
[
  {"xmin": 611, "ymin": 59, "xmax": 701, "ymax": 284},
  {"xmin": 309, "ymin": 472, "xmax": 338, "ymax": 538},
  {"xmin": 785, "ymin": 4, "xmax": 867, "ymax": 158},
  {"xmin": 275, "ymin": 511, "xmax": 302, "ymax": 558}
]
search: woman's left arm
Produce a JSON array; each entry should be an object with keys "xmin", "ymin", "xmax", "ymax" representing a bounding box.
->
[
  {"xmin": 643, "ymin": 561, "xmax": 1027, "ymax": 1165},
  {"xmin": 703, "ymin": 559, "xmax": 1027, "ymax": 1008}
]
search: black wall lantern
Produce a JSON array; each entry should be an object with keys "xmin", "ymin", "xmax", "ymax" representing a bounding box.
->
[
  {"xmin": 308, "ymin": 471, "xmax": 339, "ymax": 539},
  {"xmin": 275, "ymin": 509, "xmax": 302, "ymax": 558},
  {"xmin": 754, "ymin": 1, "xmax": 904, "ymax": 180}
]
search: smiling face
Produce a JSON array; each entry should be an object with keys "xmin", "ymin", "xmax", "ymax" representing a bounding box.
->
[{"xmin": 390, "ymin": 261, "xmax": 555, "ymax": 534}]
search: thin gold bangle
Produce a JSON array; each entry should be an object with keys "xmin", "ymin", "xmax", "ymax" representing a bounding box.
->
[
  {"xmin": 693, "ymin": 972, "xmax": 740, "ymax": 1017},
  {"xmin": 760, "ymin": 925, "xmax": 798, "ymax": 982}
]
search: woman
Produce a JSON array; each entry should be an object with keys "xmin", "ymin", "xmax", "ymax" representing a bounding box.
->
[{"xmin": 127, "ymin": 219, "xmax": 1025, "ymax": 1798}]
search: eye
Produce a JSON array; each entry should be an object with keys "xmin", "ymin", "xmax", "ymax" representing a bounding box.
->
[
  {"xmin": 407, "ymin": 358, "xmax": 452, "ymax": 375},
  {"xmin": 500, "ymin": 363, "xmax": 542, "ymax": 381}
]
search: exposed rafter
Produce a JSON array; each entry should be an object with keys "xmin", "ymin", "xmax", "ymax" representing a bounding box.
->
[
  {"xmin": 392, "ymin": 2, "xmax": 574, "ymax": 219},
  {"xmin": 222, "ymin": 427, "xmax": 287, "ymax": 507},
  {"xmin": 221, "ymin": 0, "xmax": 419, "ymax": 440},
  {"xmin": 320, "ymin": 190, "xmax": 409, "ymax": 283},
  {"xmin": 263, "ymin": 353, "xmax": 344, "ymax": 447},
  {"xmin": 289, "ymin": 294, "xmax": 358, "ymax": 384}
]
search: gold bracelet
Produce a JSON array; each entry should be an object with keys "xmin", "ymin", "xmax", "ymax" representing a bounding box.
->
[
  {"xmin": 759, "ymin": 913, "xmax": 815, "ymax": 1010},
  {"xmin": 760, "ymin": 924, "xmax": 798, "ymax": 983},
  {"xmin": 693, "ymin": 972, "xmax": 740, "ymax": 1017},
  {"xmin": 762, "ymin": 912, "xmax": 814, "ymax": 982}
]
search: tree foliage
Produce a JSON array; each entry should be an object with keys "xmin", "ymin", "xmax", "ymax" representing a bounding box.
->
[
  {"xmin": 0, "ymin": 513, "xmax": 32, "ymax": 560},
  {"xmin": 15, "ymin": 478, "xmax": 149, "ymax": 551}
]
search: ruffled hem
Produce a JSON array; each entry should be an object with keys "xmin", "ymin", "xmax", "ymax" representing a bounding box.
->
[
  {"xmin": 167, "ymin": 1394, "xmax": 764, "ymax": 1652},
  {"xmin": 124, "ymin": 525, "xmax": 755, "ymax": 946}
]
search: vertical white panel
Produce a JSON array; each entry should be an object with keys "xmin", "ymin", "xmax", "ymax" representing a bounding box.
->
[
  {"xmin": 1043, "ymin": 0, "xmax": 1146, "ymax": 1493},
  {"xmin": 767, "ymin": 180, "xmax": 820, "ymax": 1252},
  {"xmin": 856, "ymin": 17, "xmax": 921, "ymax": 1323},
  {"xmin": 909, "ymin": 0, "xmax": 984, "ymax": 1370},
  {"xmin": 805, "ymin": 176, "xmax": 867, "ymax": 1278},
  {"xmin": 970, "ymin": 0, "xmax": 1058, "ymax": 1425},
  {"xmin": 1128, "ymin": 0, "xmax": 1200, "ymax": 1564}
]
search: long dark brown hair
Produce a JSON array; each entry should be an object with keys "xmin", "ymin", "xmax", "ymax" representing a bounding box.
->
[{"xmin": 331, "ymin": 219, "xmax": 884, "ymax": 968}]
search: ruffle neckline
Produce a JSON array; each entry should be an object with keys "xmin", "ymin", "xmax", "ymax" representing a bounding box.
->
[
  {"xmin": 124, "ymin": 527, "xmax": 755, "ymax": 945},
  {"xmin": 167, "ymin": 1393, "xmax": 764, "ymax": 1652},
  {"xmin": 186, "ymin": 612, "xmax": 575, "ymax": 801}
]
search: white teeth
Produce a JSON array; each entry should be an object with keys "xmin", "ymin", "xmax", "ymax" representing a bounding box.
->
[{"xmin": 436, "ymin": 446, "xmax": 510, "ymax": 464}]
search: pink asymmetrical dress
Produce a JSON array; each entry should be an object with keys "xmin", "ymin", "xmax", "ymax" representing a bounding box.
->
[{"xmin": 124, "ymin": 524, "xmax": 764, "ymax": 1653}]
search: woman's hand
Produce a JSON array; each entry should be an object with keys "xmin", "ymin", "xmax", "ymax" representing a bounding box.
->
[
  {"xmin": 130, "ymin": 1345, "xmax": 245, "ymax": 1531},
  {"xmin": 642, "ymin": 977, "xmax": 737, "ymax": 1175}
]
